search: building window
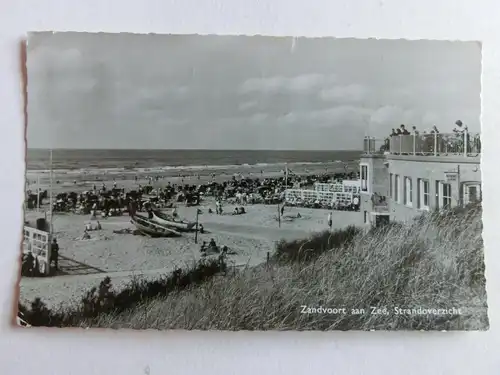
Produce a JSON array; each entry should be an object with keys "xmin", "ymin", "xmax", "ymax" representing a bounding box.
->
[
  {"xmin": 394, "ymin": 174, "xmax": 400, "ymax": 203},
  {"xmin": 417, "ymin": 179, "xmax": 429, "ymax": 209},
  {"xmin": 436, "ymin": 181, "xmax": 452, "ymax": 209},
  {"xmin": 364, "ymin": 211, "xmax": 368, "ymax": 223},
  {"xmin": 463, "ymin": 183, "xmax": 481, "ymax": 205},
  {"xmin": 404, "ymin": 177, "xmax": 412, "ymax": 206},
  {"xmin": 389, "ymin": 173, "xmax": 393, "ymax": 198},
  {"xmin": 442, "ymin": 183, "xmax": 452, "ymax": 208},
  {"xmin": 435, "ymin": 181, "xmax": 440, "ymax": 209},
  {"xmin": 360, "ymin": 164, "xmax": 368, "ymax": 193}
]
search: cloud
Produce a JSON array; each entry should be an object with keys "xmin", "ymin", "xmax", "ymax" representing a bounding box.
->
[
  {"xmin": 53, "ymin": 77, "xmax": 97, "ymax": 93},
  {"xmin": 58, "ymin": 48, "xmax": 83, "ymax": 63},
  {"xmin": 319, "ymin": 84, "xmax": 370, "ymax": 103},
  {"xmin": 366, "ymin": 106, "xmax": 456, "ymax": 134},
  {"xmin": 277, "ymin": 105, "xmax": 371, "ymax": 127},
  {"xmin": 136, "ymin": 85, "xmax": 190, "ymax": 100},
  {"xmin": 239, "ymin": 74, "xmax": 337, "ymax": 94},
  {"xmin": 238, "ymin": 100, "xmax": 258, "ymax": 111},
  {"xmin": 249, "ymin": 113, "xmax": 268, "ymax": 123}
]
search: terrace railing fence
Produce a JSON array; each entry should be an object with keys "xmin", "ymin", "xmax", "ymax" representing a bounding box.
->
[{"xmin": 363, "ymin": 131, "xmax": 481, "ymax": 157}]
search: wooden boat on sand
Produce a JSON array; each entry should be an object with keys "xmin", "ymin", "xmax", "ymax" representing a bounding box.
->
[
  {"xmin": 131, "ymin": 214, "xmax": 181, "ymax": 237},
  {"xmin": 152, "ymin": 210, "xmax": 196, "ymax": 231}
]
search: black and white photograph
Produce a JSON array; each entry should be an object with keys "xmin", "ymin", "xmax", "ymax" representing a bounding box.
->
[{"xmin": 18, "ymin": 32, "xmax": 487, "ymax": 330}]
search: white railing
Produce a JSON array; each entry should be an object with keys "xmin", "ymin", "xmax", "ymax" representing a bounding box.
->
[
  {"xmin": 363, "ymin": 137, "xmax": 389, "ymax": 154},
  {"xmin": 23, "ymin": 226, "xmax": 52, "ymax": 275},
  {"xmin": 314, "ymin": 180, "xmax": 361, "ymax": 194},
  {"xmin": 388, "ymin": 131, "xmax": 481, "ymax": 157},
  {"xmin": 285, "ymin": 189, "xmax": 354, "ymax": 206}
]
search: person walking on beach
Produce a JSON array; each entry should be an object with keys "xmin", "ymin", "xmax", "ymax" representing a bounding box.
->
[
  {"xmin": 352, "ymin": 195, "xmax": 360, "ymax": 211},
  {"xmin": 91, "ymin": 202, "xmax": 97, "ymax": 219},
  {"xmin": 327, "ymin": 212, "xmax": 333, "ymax": 229},
  {"xmin": 200, "ymin": 241, "xmax": 207, "ymax": 255},
  {"xmin": 50, "ymin": 238, "xmax": 59, "ymax": 272}
]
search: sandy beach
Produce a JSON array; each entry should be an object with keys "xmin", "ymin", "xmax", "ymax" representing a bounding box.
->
[
  {"xmin": 25, "ymin": 160, "xmax": 358, "ymax": 193},
  {"xmin": 20, "ymin": 165, "xmax": 363, "ymax": 309}
]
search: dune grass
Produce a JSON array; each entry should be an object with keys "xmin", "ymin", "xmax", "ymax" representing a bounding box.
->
[
  {"xmin": 90, "ymin": 204, "xmax": 487, "ymax": 330},
  {"xmin": 19, "ymin": 204, "xmax": 488, "ymax": 330},
  {"xmin": 18, "ymin": 258, "xmax": 226, "ymax": 327}
]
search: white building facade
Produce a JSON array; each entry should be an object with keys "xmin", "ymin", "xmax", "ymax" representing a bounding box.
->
[{"xmin": 360, "ymin": 131, "xmax": 481, "ymax": 226}]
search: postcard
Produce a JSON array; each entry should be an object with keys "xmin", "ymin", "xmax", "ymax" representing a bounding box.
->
[{"xmin": 17, "ymin": 33, "xmax": 487, "ymax": 330}]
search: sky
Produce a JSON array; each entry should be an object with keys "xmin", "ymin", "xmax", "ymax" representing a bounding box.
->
[{"xmin": 26, "ymin": 33, "xmax": 481, "ymax": 150}]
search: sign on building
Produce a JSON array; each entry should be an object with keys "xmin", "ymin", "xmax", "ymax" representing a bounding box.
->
[{"xmin": 445, "ymin": 172, "xmax": 458, "ymax": 182}]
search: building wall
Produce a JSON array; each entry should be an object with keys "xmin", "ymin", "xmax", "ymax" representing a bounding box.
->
[
  {"xmin": 359, "ymin": 155, "xmax": 390, "ymax": 226},
  {"xmin": 373, "ymin": 157, "xmax": 390, "ymax": 197},
  {"xmin": 387, "ymin": 156, "xmax": 481, "ymax": 222}
]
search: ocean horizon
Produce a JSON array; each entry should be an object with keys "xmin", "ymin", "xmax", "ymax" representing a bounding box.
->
[{"xmin": 26, "ymin": 149, "xmax": 362, "ymax": 171}]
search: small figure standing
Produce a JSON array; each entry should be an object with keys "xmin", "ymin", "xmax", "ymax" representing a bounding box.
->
[{"xmin": 50, "ymin": 238, "xmax": 59, "ymax": 272}]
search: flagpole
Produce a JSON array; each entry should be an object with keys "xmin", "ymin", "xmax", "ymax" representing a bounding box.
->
[
  {"xmin": 194, "ymin": 209, "xmax": 199, "ymax": 244},
  {"xmin": 37, "ymin": 174, "xmax": 40, "ymax": 212},
  {"xmin": 285, "ymin": 163, "xmax": 288, "ymax": 188},
  {"xmin": 277, "ymin": 203, "xmax": 281, "ymax": 228},
  {"xmin": 49, "ymin": 149, "xmax": 53, "ymax": 235}
]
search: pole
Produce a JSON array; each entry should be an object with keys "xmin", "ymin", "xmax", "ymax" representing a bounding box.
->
[
  {"xmin": 463, "ymin": 128, "xmax": 468, "ymax": 157},
  {"xmin": 277, "ymin": 203, "xmax": 281, "ymax": 228},
  {"xmin": 49, "ymin": 149, "xmax": 53, "ymax": 235},
  {"xmin": 194, "ymin": 209, "xmax": 199, "ymax": 244},
  {"xmin": 285, "ymin": 163, "xmax": 288, "ymax": 189},
  {"xmin": 457, "ymin": 164, "xmax": 461, "ymax": 208},
  {"xmin": 37, "ymin": 174, "xmax": 40, "ymax": 212}
]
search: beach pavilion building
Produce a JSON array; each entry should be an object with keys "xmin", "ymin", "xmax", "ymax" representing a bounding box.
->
[{"xmin": 359, "ymin": 128, "xmax": 481, "ymax": 227}]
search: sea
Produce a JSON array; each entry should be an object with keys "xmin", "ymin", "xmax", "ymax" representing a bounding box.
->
[{"xmin": 26, "ymin": 149, "xmax": 362, "ymax": 173}]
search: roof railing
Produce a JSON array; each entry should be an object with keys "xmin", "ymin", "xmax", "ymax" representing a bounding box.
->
[{"xmin": 363, "ymin": 131, "xmax": 480, "ymax": 157}]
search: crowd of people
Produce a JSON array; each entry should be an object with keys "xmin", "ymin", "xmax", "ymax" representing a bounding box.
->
[
  {"xmin": 25, "ymin": 171, "xmax": 359, "ymax": 217},
  {"xmin": 383, "ymin": 122, "xmax": 481, "ymax": 154}
]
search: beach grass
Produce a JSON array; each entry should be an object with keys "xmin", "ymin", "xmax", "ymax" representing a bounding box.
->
[
  {"xmin": 18, "ymin": 258, "xmax": 226, "ymax": 328},
  {"xmin": 19, "ymin": 204, "xmax": 487, "ymax": 330}
]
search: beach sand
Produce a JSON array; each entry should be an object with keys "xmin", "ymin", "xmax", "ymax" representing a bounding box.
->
[
  {"xmin": 25, "ymin": 160, "xmax": 359, "ymax": 193},
  {"xmin": 19, "ymin": 164, "xmax": 363, "ymax": 309}
]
